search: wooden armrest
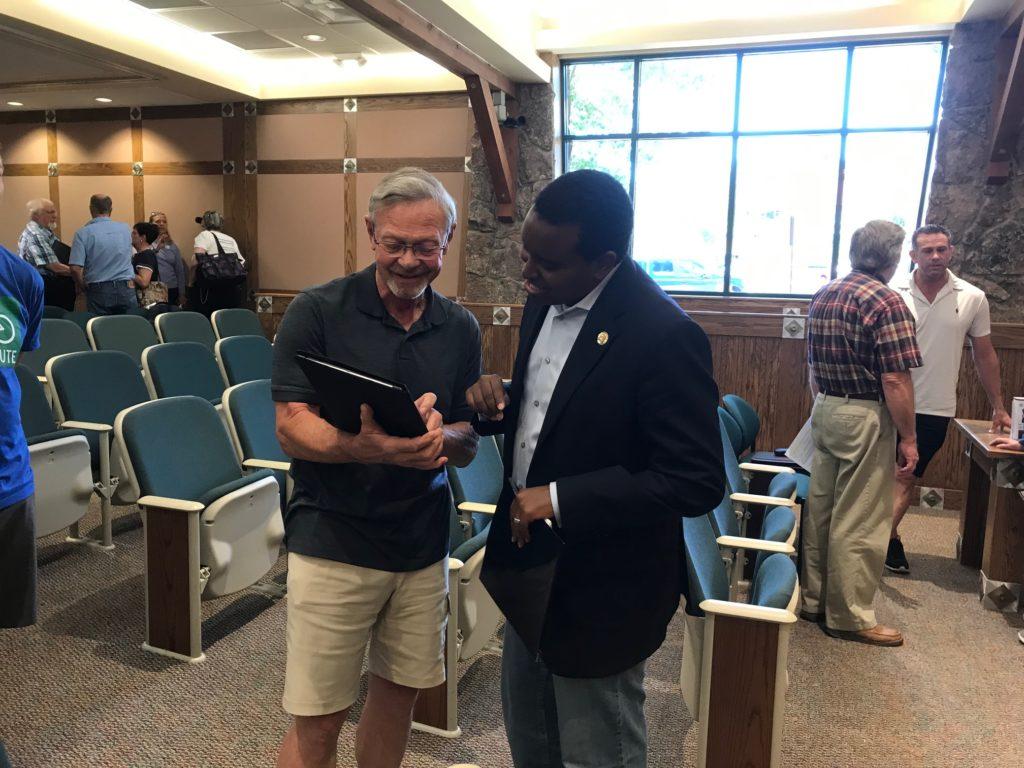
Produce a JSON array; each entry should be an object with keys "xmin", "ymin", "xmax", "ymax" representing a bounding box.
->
[
  {"xmin": 61, "ymin": 420, "xmax": 112, "ymax": 433},
  {"xmin": 137, "ymin": 495, "xmax": 205, "ymax": 513},
  {"xmin": 730, "ymin": 492, "xmax": 795, "ymax": 508},
  {"xmin": 699, "ymin": 599, "xmax": 797, "ymax": 624},
  {"xmin": 739, "ymin": 462, "xmax": 795, "ymax": 475},
  {"xmin": 243, "ymin": 458, "xmax": 292, "ymax": 472},
  {"xmin": 458, "ymin": 501, "xmax": 497, "ymax": 515},
  {"xmin": 717, "ymin": 535, "xmax": 795, "ymax": 555},
  {"xmin": 448, "ymin": 557, "xmax": 465, "ymax": 572}
]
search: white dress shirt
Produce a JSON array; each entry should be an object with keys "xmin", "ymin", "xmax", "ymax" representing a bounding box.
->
[{"xmin": 512, "ymin": 264, "xmax": 620, "ymax": 523}]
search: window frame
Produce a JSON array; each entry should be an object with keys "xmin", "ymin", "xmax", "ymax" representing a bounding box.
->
[{"xmin": 560, "ymin": 37, "xmax": 950, "ymax": 298}]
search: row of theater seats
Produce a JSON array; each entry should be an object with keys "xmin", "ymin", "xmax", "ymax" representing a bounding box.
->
[
  {"xmin": 677, "ymin": 393, "xmax": 810, "ymax": 768},
  {"xmin": 17, "ymin": 319, "xmax": 505, "ymax": 735}
]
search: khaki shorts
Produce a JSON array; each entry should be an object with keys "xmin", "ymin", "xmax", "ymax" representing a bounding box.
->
[{"xmin": 282, "ymin": 552, "xmax": 448, "ymax": 716}]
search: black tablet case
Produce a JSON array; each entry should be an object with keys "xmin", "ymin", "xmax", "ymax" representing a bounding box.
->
[{"xmin": 295, "ymin": 351, "xmax": 427, "ymax": 438}]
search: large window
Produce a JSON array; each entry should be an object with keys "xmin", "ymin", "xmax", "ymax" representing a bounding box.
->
[{"xmin": 562, "ymin": 40, "xmax": 947, "ymax": 296}]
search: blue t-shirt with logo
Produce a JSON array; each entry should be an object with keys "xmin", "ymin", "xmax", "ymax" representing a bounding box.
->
[{"xmin": 0, "ymin": 244, "xmax": 43, "ymax": 508}]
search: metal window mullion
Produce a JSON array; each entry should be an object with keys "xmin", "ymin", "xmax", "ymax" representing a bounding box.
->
[
  {"xmin": 628, "ymin": 57, "xmax": 641, "ymax": 205},
  {"xmin": 723, "ymin": 53, "xmax": 743, "ymax": 296},
  {"xmin": 828, "ymin": 46, "xmax": 856, "ymax": 282},
  {"xmin": 916, "ymin": 39, "xmax": 949, "ymax": 231}
]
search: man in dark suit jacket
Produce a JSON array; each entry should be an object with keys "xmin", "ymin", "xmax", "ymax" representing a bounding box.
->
[{"xmin": 466, "ymin": 170, "xmax": 724, "ymax": 768}]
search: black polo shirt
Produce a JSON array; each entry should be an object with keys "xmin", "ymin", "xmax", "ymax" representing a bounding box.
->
[{"xmin": 271, "ymin": 265, "xmax": 482, "ymax": 572}]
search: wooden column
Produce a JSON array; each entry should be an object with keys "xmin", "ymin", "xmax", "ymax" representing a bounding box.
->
[
  {"xmin": 131, "ymin": 117, "xmax": 144, "ymax": 222},
  {"xmin": 46, "ymin": 122, "xmax": 61, "ymax": 240},
  {"xmin": 344, "ymin": 107, "xmax": 358, "ymax": 276}
]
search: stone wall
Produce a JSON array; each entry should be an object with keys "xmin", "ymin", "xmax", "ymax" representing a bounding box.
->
[
  {"xmin": 927, "ymin": 21, "xmax": 1024, "ymax": 322},
  {"xmin": 464, "ymin": 83, "xmax": 555, "ymax": 303}
]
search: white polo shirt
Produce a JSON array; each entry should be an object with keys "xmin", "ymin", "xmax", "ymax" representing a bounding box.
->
[{"xmin": 893, "ymin": 269, "xmax": 991, "ymax": 417}]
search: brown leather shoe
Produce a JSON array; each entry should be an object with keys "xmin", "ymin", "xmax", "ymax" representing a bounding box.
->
[{"xmin": 825, "ymin": 624, "xmax": 904, "ymax": 646}]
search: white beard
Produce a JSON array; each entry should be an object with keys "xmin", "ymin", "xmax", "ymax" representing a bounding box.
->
[{"xmin": 385, "ymin": 273, "xmax": 430, "ymax": 300}]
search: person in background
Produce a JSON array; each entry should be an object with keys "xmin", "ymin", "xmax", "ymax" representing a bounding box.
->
[
  {"xmin": 69, "ymin": 194, "xmax": 136, "ymax": 315},
  {"xmin": 803, "ymin": 219, "xmax": 922, "ymax": 647},
  {"xmin": 0, "ymin": 145, "xmax": 46, "ymax": 768},
  {"xmin": 131, "ymin": 221, "xmax": 169, "ymax": 314},
  {"xmin": 149, "ymin": 211, "xmax": 186, "ymax": 307},
  {"xmin": 886, "ymin": 224, "xmax": 1011, "ymax": 573},
  {"xmin": 18, "ymin": 198, "xmax": 76, "ymax": 311},
  {"xmin": 191, "ymin": 210, "xmax": 244, "ymax": 317}
]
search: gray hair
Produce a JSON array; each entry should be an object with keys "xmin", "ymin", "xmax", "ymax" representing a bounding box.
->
[
  {"xmin": 26, "ymin": 198, "xmax": 54, "ymax": 217},
  {"xmin": 849, "ymin": 220, "xmax": 905, "ymax": 275},
  {"xmin": 89, "ymin": 194, "xmax": 113, "ymax": 216},
  {"xmin": 201, "ymin": 210, "xmax": 224, "ymax": 231},
  {"xmin": 368, "ymin": 167, "xmax": 456, "ymax": 233}
]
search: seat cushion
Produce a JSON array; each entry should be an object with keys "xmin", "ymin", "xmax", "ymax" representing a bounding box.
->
[
  {"xmin": 197, "ymin": 468, "xmax": 274, "ymax": 508},
  {"xmin": 27, "ymin": 428, "xmax": 87, "ymax": 447},
  {"xmin": 682, "ymin": 515, "xmax": 729, "ymax": 616},
  {"xmin": 451, "ymin": 525, "xmax": 489, "ymax": 563},
  {"xmin": 750, "ymin": 553, "xmax": 797, "ymax": 610},
  {"xmin": 768, "ymin": 472, "xmax": 809, "ymax": 502}
]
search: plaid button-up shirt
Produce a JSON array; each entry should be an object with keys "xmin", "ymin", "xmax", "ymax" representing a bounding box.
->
[
  {"xmin": 18, "ymin": 220, "xmax": 58, "ymax": 272},
  {"xmin": 807, "ymin": 269, "xmax": 922, "ymax": 395}
]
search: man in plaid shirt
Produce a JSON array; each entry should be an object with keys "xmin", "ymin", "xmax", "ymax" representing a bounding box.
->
[
  {"xmin": 803, "ymin": 219, "xmax": 922, "ymax": 647},
  {"xmin": 18, "ymin": 198, "xmax": 75, "ymax": 310}
]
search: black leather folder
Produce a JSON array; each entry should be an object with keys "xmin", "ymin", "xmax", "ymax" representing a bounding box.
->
[{"xmin": 295, "ymin": 351, "xmax": 426, "ymax": 438}]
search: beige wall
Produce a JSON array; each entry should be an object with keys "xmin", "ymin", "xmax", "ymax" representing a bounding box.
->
[
  {"xmin": 143, "ymin": 118, "xmax": 222, "ymax": 162},
  {"xmin": 0, "ymin": 124, "xmax": 47, "ymax": 164},
  {"xmin": 144, "ymin": 175, "xmax": 224, "ymax": 256},
  {"xmin": 58, "ymin": 175, "xmax": 135, "ymax": 234},
  {"xmin": 258, "ymin": 113, "xmax": 346, "ymax": 160},
  {"xmin": 0, "ymin": 177, "xmax": 49, "ymax": 251}
]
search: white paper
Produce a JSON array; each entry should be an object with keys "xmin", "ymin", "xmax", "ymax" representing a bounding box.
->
[{"xmin": 785, "ymin": 412, "xmax": 816, "ymax": 471}]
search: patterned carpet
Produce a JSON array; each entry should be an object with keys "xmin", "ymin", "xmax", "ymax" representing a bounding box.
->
[{"xmin": 1, "ymin": 501, "xmax": 1021, "ymax": 768}]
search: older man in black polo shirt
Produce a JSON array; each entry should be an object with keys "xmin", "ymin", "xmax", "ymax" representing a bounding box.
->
[{"xmin": 272, "ymin": 168, "xmax": 480, "ymax": 768}]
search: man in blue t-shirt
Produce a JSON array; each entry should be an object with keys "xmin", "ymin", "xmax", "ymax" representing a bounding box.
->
[{"xmin": 0, "ymin": 153, "xmax": 45, "ymax": 629}]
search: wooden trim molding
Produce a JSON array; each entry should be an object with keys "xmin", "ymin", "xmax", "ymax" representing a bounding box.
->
[{"xmin": 258, "ymin": 93, "xmax": 468, "ymax": 115}]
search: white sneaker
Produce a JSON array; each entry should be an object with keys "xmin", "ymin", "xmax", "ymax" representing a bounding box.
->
[{"xmin": 1018, "ymin": 629, "xmax": 1024, "ymax": 645}]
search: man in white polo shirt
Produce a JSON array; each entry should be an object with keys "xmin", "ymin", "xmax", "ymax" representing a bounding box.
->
[{"xmin": 887, "ymin": 224, "xmax": 1010, "ymax": 573}]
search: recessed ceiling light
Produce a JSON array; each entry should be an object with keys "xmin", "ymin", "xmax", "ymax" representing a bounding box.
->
[
  {"xmin": 7, "ymin": 101, "xmax": 23, "ymax": 107},
  {"xmin": 302, "ymin": 34, "xmax": 326, "ymax": 42},
  {"xmin": 95, "ymin": 97, "xmax": 113, "ymax": 103}
]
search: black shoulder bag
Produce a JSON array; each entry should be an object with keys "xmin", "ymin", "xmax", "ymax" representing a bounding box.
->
[{"xmin": 196, "ymin": 232, "xmax": 247, "ymax": 286}]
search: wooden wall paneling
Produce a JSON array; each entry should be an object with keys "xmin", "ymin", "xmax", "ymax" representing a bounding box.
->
[
  {"xmin": 57, "ymin": 163, "xmax": 134, "ymax": 176},
  {"xmin": 3, "ymin": 163, "xmax": 49, "ymax": 176},
  {"xmin": 244, "ymin": 108, "xmax": 259, "ymax": 296},
  {"xmin": 458, "ymin": 107, "xmax": 474, "ymax": 299},
  {"xmin": 358, "ymin": 156, "xmax": 466, "ymax": 173},
  {"xmin": 345, "ymin": 110, "xmax": 358, "ymax": 276},
  {"xmin": 257, "ymin": 160, "xmax": 345, "ymax": 174},
  {"xmin": 480, "ymin": 324, "xmax": 514, "ymax": 379},
  {"xmin": 131, "ymin": 119, "xmax": 144, "ymax": 223},
  {"xmin": 46, "ymin": 123, "xmax": 60, "ymax": 239},
  {"xmin": 358, "ymin": 93, "xmax": 469, "ymax": 112},
  {"xmin": 222, "ymin": 104, "xmax": 244, "ymax": 290},
  {"xmin": 143, "ymin": 161, "xmax": 223, "ymax": 175}
]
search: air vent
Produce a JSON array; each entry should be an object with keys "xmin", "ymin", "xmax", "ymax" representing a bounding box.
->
[{"xmin": 282, "ymin": 0, "xmax": 362, "ymax": 25}]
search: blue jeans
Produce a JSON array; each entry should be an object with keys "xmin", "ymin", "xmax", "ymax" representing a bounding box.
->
[
  {"xmin": 501, "ymin": 625, "xmax": 647, "ymax": 768},
  {"xmin": 86, "ymin": 280, "xmax": 137, "ymax": 315}
]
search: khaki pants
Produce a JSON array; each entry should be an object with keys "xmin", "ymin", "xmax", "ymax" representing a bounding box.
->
[{"xmin": 802, "ymin": 393, "xmax": 895, "ymax": 631}]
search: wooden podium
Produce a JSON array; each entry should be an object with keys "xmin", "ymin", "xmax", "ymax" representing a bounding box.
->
[{"xmin": 953, "ymin": 419, "xmax": 1024, "ymax": 611}]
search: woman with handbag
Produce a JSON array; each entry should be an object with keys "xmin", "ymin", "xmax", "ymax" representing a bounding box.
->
[{"xmin": 190, "ymin": 210, "xmax": 247, "ymax": 317}]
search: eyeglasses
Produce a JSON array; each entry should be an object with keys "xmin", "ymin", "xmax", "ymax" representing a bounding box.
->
[{"xmin": 372, "ymin": 235, "xmax": 448, "ymax": 259}]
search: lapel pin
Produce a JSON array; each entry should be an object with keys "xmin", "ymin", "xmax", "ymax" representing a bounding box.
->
[{"xmin": 596, "ymin": 331, "xmax": 609, "ymax": 346}]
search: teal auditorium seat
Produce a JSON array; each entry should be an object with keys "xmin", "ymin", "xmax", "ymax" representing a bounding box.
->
[
  {"xmin": 717, "ymin": 409, "xmax": 797, "ymax": 590},
  {"xmin": 411, "ymin": 435, "xmax": 505, "ymax": 738},
  {"xmin": 18, "ymin": 319, "xmax": 90, "ymax": 380},
  {"xmin": 155, "ymin": 310, "xmax": 217, "ymax": 351},
  {"xmin": 222, "ymin": 379, "xmax": 291, "ymax": 507},
  {"xmin": 46, "ymin": 350, "xmax": 150, "ymax": 548},
  {"xmin": 215, "ymin": 335, "xmax": 273, "ymax": 386},
  {"xmin": 86, "ymin": 314, "xmax": 160, "ymax": 367},
  {"xmin": 211, "ymin": 308, "xmax": 265, "ymax": 340},
  {"xmin": 721, "ymin": 393, "xmax": 761, "ymax": 455},
  {"xmin": 719, "ymin": 407, "xmax": 745, "ymax": 457},
  {"xmin": 680, "ymin": 513, "xmax": 798, "ymax": 768},
  {"xmin": 43, "ymin": 305, "xmax": 67, "ymax": 319},
  {"xmin": 115, "ymin": 395, "xmax": 284, "ymax": 661},
  {"xmin": 15, "ymin": 364, "xmax": 92, "ymax": 539},
  {"xmin": 63, "ymin": 311, "xmax": 97, "ymax": 332},
  {"xmin": 142, "ymin": 342, "xmax": 225, "ymax": 405}
]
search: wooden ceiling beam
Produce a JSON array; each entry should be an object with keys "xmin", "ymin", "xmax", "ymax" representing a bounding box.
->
[
  {"xmin": 340, "ymin": 0, "xmax": 516, "ymax": 95},
  {"xmin": 1001, "ymin": 0, "xmax": 1024, "ymax": 37},
  {"xmin": 466, "ymin": 74, "xmax": 517, "ymax": 222},
  {"xmin": 987, "ymin": 20, "xmax": 1024, "ymax": 184}
]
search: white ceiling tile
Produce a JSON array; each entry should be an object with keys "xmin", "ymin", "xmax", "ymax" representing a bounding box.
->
[
  {"xmin": 156, "ymin": 7, "xmax": 258, "ymax": 33},
  {"xmin": 250, "ymin": 48, "xmax": 319, "ymax": 60},
  {"xmin": 215, "ymin": 31, "xmax": 295, "ymax": 50},
  {"xmin": 201, "ymin": 0, "xmax": 280, "ymax": 6},
  {"xmin": 270, "ymin": 26, "xmax": 365, "ymax": 56},
  {"xmin": 330, "ymin": 21, "xmax": 408, "ymax": 54},
  {"xmin": 131, "ymin": 0, "xmax": 208, "ymax": 9},
  {"xmin": 223, "ymin": 3, "xmax": 317, "ymax": 28}
]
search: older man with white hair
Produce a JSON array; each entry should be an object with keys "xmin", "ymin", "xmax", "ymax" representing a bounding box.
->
[
  {"xmin": 802, "ymin": 220, "xmax": 923, "ymax": 647},
  {"xmin": 272, "ymin": 167, "xmax": 481, "ymax": 768},
  {"xmin": 18, "ymin": 198, "xmax": 75, "ymax": 310}
]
